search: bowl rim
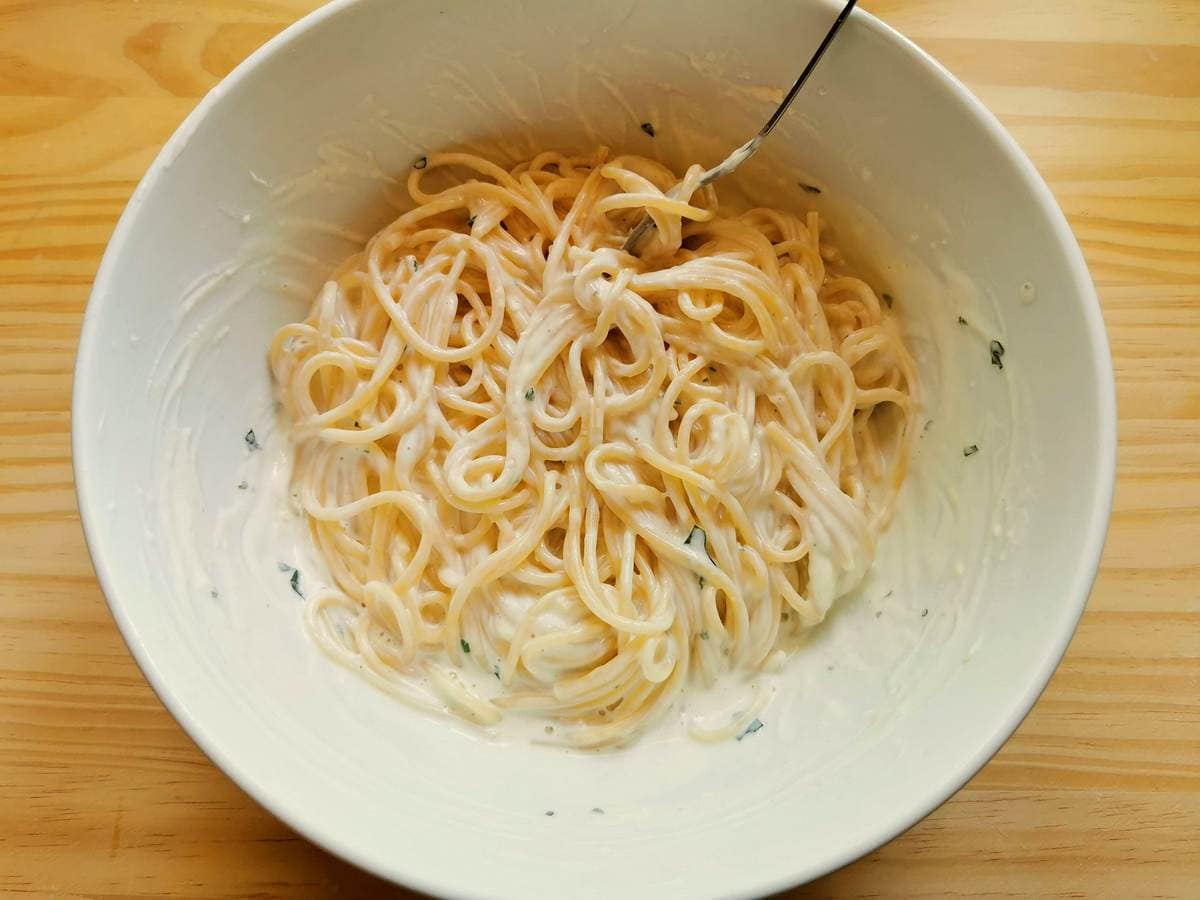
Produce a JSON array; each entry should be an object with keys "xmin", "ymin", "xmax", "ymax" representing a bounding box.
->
[{"xmin": 72, "ymin": 1, "xmax": 1117, "ymax": 896}]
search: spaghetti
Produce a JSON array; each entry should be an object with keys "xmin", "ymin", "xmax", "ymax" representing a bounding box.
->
[{"xmin": 269, "ymin": 148, "xmax": 918, "ymax": 747}]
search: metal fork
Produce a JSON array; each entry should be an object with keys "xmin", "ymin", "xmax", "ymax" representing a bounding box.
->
[{"xmin": 622, "ymin": 0, "xmax": 858, "ymax": 254}]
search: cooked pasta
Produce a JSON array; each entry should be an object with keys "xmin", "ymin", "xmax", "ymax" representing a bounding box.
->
[{"xmin": 268, "ymin": 148, "xmax": 918, "ymax": 747}]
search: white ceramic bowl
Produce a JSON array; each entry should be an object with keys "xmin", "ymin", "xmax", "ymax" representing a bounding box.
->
[{"xmin": 73, "ymin": 1, "xmax": 1116, "ymax": 897}]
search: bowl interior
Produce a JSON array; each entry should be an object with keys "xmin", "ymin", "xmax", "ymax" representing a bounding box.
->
[{"xmin": 73, "ymin": 1, "xmax": 1114, "ymax": 897}]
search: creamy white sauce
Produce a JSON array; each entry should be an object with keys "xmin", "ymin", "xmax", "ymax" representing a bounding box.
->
[{"xmin": 141, "ymin": 92, "xmax": 1026, "ymax": 750}]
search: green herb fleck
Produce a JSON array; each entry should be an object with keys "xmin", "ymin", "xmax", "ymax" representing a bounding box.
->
[
  {"xmin": 882, "ymin": 292, "xmax": 894, "ymax": 308},
  {"xmin": 411, "ymin": 258, "xmax": 419, "ymax": 272},
  {"xmin": 289, "ymin": 568, "xmax": 302, "ymax": 597},
  {"xmin": 957, "ymin": 315, "xmax": 968, "ymax": 325},
  {"xmin": 640, "ymin": 122, "xmax": 656, "ymax": 137},
  {"xmin": 467, "ymin": 215, "xmax": 476, "ymax": 227},
  {"xmin": 354, "ymin": 420, "xmax": 360, "ymax": 428},
  {"xmin": 210, "ymin": 589, "xmax": 219, "ymax": 599},
  {"xmin": 591, "ymin": 807, "xmax": 605, "ymax": 814},
  {"xmin": 685, "ymin": 525, "xmax": 715, "ymax": 562},
  {"xmin": 799, "ymin": 182, "xmax": 822, "ymax": 194},
  {"xmin": 277, "ymin": 561, "xmax": 292, "ymax": 572},
  {"xmin": 544, "ymin": 810, "xmax": 555, "ymax": 817},
  {"xmin": 460, "ymin": 639, "xmax": 471, "ymax": 654},
  {"xmin": 698, "ymin": 576, "xmax": 705, "ymax": 588},
  {"xmin": 673, "ymin": 398, "xmax": 682, "ymax": 407},
  {"xmin": 964, "ymin": 444, "xmax": 980, "ymax": 457},
  {"xmin": 990, "ymin": 339, "xmax": 1006, "ymax": 370},
  {"xmin": 707, "ymin": 365, "xmax": 717, "ymax": 373},
  {"xmin": 921, "ymin": 608, "xmax": 929, "ymax": 617},
  {"xmin": 524, "ymin": 388, "xmax": 535, "ymax": 401},
  {"xmin": 244, "ymin": 429, "xmax": 261, "ymax": 451},
  {"xmin": 413, "ymin": 155, "xmax": 428, "ymax": 170},
  {"xmin": 237, "ymin": 480, "xmax": 248, "ymax": 490},
  {"xmin": 700, "ymin": 630, "xmax": 709, "ymax": 641},
  {"xmin": 494, "ymin": 665, "xmax": 501, "ymax": 680},
  {"xmin": 736, "ymin": 718, "xmax": 764, "ymax": 741}
]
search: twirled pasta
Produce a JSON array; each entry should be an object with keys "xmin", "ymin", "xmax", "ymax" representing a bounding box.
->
[{"xmin": 269, "ymin": 148, "xmax": 918, "ymax": 747}]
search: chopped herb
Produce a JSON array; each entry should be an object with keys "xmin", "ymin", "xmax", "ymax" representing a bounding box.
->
[
  {"xmin": 494, "ymin": 665, "xmax": 501, "ymax": 680},
  {"xmin": 277, "ymin": 561, "xmax": 292, "ymax": 572},
  {"xmin": 210, "ymin": 589, "xmax": 219, "ymax": 599},
  {"xmin": 289, "ymin": 568, "xmax": 302, "ymax": 597},
  {"xmin": 700, "ymin": 630, "xmax": 710, "ymax": 641},
  {"xmin": 957, "ymin": 315, "xmax": 968, "ymax": 325},
  {"xmin": 685, "ymin": 525, "xmax": 711, "ymax": 557},
  {"xmin": 524, "ymin": 388, "xmax": 535, "ymax": 401},
  {"xmin": 460, "ymin": 639, "xmax": 471, "ymax": 654},
  {"xmin": 707, "ymin": 365, "xmax": 717, "ymax": 373},
  {"xmin": 799, "ymin": 182, "xmax": 822, "ymax": 194},
  {"xmin": 673, "ymin": 398, "xmax": 681, "ymax": 407},
  {"xmin": 922, "ymin": 419, "xmax": 933, "ymax": 436},
  {"xmin": 990, "ymin": 339, "xmax": 1006, "ymax": 370},
  {"xmin": 354, "ymin": 420, "xmax": 360, "ymax": 428},
  {"xmin": 591, "ymin": 807, "xmax": 605, "ymax": 814},
  {"xmin": 237, "ymin": 480, "xmax": 248, "ymax": 490},
  {"xmin": 413, "ymin": 155, "xmax": 428, "ymax": 170},
  {"xmin": 698, "ymin": 576, "xmax": 705, "ymax": 588},
  {"xmin": 964, "ymin": 444, "xmax": 980, "ymax": 457},
  {"xmin": 544, "ymin": 810, "xmax": 555, "ymax": 817},
  {"xmin": 467, "ymin": 215, "xmax": 476, "ymax": 227},
  {"xmin": 921, "ymin": 608, "xmax": 929, "ymax": 617},
  {"xmin": 882, "ymin": 292, "xmax": 894, "ymax": 308},
  {"xmin": 736, "ymin": 718, "xmax": 764, "ymax": 741},
  {"xmin": 640, "ymin": 122, "xmax": 656, "ymax": 137},
  {"xmin": 244, "ymin": 429, "xmax": 261, "ymax": 451},
  {"xmin": 875, "ymin": 610, "xmax": 883, "ymax": 619},
  {"xmin": 411, "ymin": 258, "xmax": 419, "ymax": 272}
]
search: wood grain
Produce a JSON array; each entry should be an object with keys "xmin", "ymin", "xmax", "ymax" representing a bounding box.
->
[{"xmin": 1, "ymin": 1, "xmax": 1197, "ymax": 897}]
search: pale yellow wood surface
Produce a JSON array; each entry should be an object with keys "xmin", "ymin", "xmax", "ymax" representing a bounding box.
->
[{"xmin": 1, "ymin": 1, "xmax": 1197, "ymax": 897}]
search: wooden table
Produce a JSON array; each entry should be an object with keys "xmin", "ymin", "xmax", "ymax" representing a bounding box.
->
[{"xmin": 2, "ymin": 1, "xmax": 1197, "ymax": 896}]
